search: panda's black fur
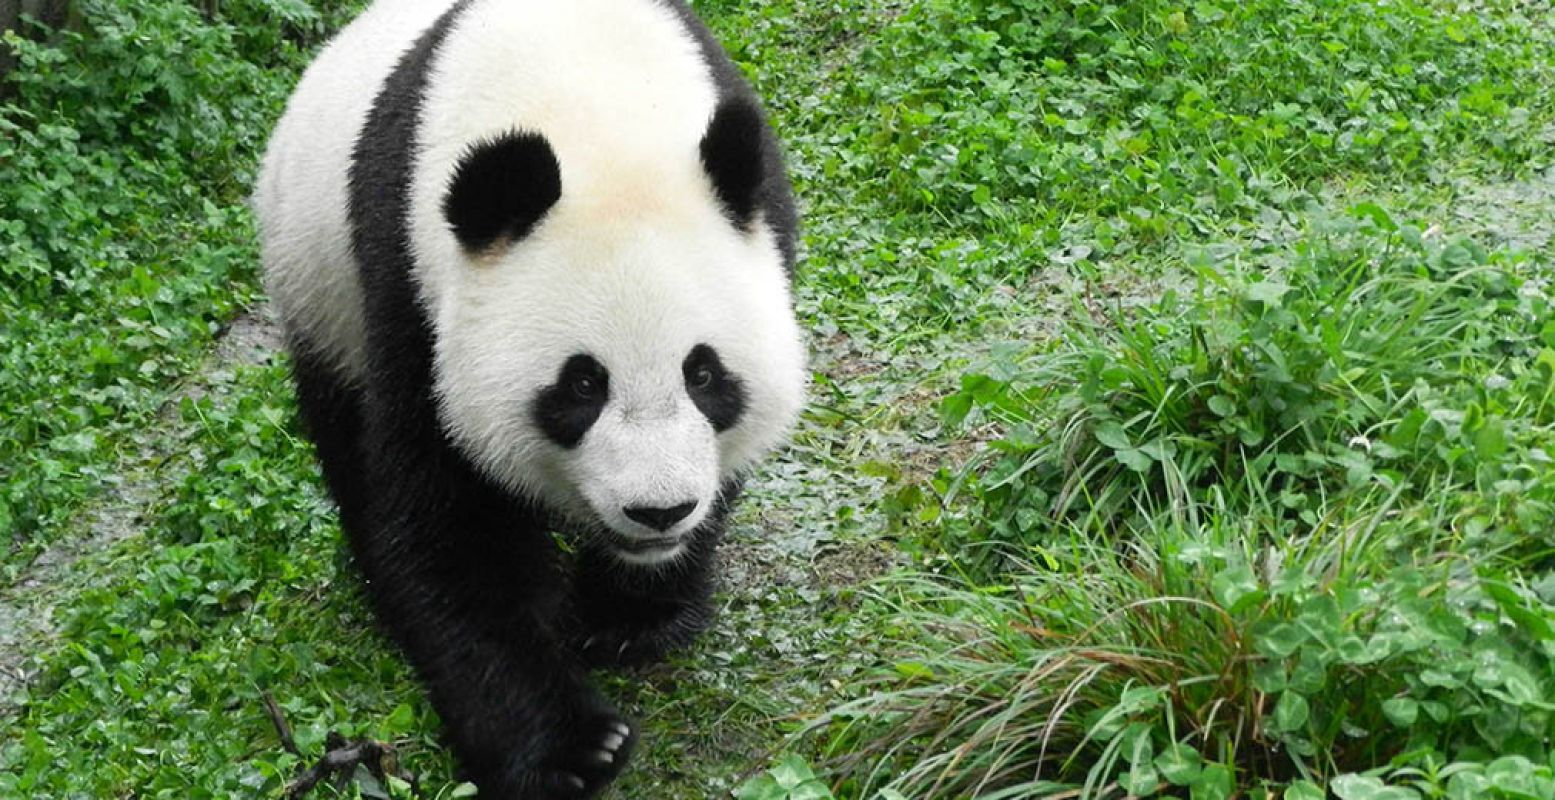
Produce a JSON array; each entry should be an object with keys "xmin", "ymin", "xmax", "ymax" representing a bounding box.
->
[{"xmin": 274, "ymin": 1, "xmax": 800, "ymax": 796}]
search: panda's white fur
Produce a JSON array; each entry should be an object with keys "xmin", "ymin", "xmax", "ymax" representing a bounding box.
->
[
  {"xmin": 258, "ymin": 0, "xmax": 806, "ymax": 564},
  {"xmin": 257, "ymin": 0, "xmax": 447, "ymax": 384}
]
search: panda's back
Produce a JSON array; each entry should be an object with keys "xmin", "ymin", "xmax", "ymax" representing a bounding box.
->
[
  {"xmin": 256, "ymin": 0, "xmax": 725, "ymax": 386},
  {"xmin": 256, "ymin": 0, "xmax": 459, "ymax": 383}
]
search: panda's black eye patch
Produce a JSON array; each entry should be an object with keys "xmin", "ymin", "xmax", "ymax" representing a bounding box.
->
[
  {"xmin": 533, "ymin": 354, "xmax": 609, "ymax": 448},
  {"xmin": 683, "ymin": 344, "xmax": 746, "ymax": 433}
]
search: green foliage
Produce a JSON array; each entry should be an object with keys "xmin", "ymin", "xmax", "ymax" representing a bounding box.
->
[
  {"xmin": 814, "ymin": 210, "xmax": 1555, "ymax": 797},
  {"xmin": 737, "ymin": 754, "xmax": 840, "ymax": 800},
  {"xmin": 936, "ymin": 210, "xmax": 1555, "ymax": 571},
  {"xmin": 0, "ymin": 0, "xmax": 358, "ymax": 567},
  {"xmin": 0, "ymin": 364, "xmax": 452, "ymax": 796},
  {"xmin": 780, "ymin": 0, "xmax": 1555, "ymax": 338},
  {"xmin": 6, "ymin": 0, "xmax": 1555, "ymax": 797}
]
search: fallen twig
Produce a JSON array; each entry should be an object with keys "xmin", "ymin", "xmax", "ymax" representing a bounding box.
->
[
  {"xmin": 261, "ymin": 690, "xmax": 301, "ymax": 757},
  {"xmin": 285, "ymin": 732, "xmax": 411, "ymax": 798},
  {"xmin": 262, "ymin": 690, "xmax": 421, "ymax": 799}
]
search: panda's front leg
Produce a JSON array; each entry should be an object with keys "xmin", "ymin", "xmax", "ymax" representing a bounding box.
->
[
  {"xmin": 410, "ymin": 618, "xmax": 639, "ymax": 798},
  {"xmin": 351, "ymin": 454, "xmax": 639, "ymax": 798},
  {"xmin": 571, "ymin": 507, "xmax": 729, "ymax": 669}
]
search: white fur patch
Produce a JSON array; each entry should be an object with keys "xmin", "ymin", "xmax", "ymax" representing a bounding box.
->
[
  {"xmin": 257, "ymin": 0, "xmax": 454, "ymax": 381},
  {"xmin": 257, "ymin": 0, "xmax": 807, "ymax": 546}
]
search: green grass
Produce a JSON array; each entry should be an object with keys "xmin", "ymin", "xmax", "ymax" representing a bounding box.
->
[
  {"xmin": 799, "ymin": 212, "xmax": 1555, "ymax": 798},
  {"xmin": 3, "ymin": 0, "xmax": 1555, "ymax": 798},
  {"xmin": 0, "ymin": 0, "xmax": 359, "ymax": 573}
]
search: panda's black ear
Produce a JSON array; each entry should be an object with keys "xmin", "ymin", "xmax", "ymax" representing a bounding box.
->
[
  {"xmin": 699, "ymin": 96, "xmax": 766, "ymax": 229},
  {"xmin": 443, "ymin": 131, "xmax": 561, "ymax": 253}
]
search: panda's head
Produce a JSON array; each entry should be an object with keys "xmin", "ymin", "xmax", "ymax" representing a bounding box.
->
[{"xmin": 418, "ymin": 97, "xmax": 805, "ymax": 567}]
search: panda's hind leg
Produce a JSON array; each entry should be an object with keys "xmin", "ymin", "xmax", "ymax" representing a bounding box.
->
[
  {"xmin": 288, "ymin": 346, "xmax": 369, "ymax": 536},
  {"xmin": 571, "ymin": 491, "xmax": 737, "ymax": 669}
]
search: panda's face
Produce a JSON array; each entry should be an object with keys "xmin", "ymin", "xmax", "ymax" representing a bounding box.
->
[
  {"xmin": 420, "ymin": 107, "xmax": 804, "ymax": 566},
  {"xmin": 433, "ymin": 217, "xmax": 801, "ymax": 565}
]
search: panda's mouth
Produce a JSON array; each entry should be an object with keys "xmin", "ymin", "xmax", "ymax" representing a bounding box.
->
[{"xmin": 613, "ymin": 534, "xmax": 681, "ymax": 554}]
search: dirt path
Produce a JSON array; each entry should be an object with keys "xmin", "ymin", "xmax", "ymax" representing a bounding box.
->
[{"xmin": 0, "ymin": 308, "xmax": 283, "ymax": 712}]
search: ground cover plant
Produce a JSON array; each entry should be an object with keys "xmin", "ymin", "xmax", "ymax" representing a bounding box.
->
[
  {"xmin": 806, "ymin": 212, "xmax": 1555, "ymax": 798},
  {"xmin": 2, "ymin": 0, "xmax": 1553, "ymax": 798},
  {"xmin": 0, "ymin": 0, "xmax": 359, "ymax": 573}
]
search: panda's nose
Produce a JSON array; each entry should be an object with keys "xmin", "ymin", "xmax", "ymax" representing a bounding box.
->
[{"xmin": 623, "ymin": 501, "xmax": 698, "ymax": 532}]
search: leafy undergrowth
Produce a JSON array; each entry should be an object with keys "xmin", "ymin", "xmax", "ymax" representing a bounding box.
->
[
  {"xmin": 804, "ymin": 210, "xmax": 1555, "ymax": 798},
  {"xmin": 779, "ymin": 0, "xmax": 1555, "ymax": 343},
  {"xmin": 0, "ymin": 0, "xmax": 360, "ymax": 573},
  {"xmin": 1, "ymin": 364, "xmax": 451, "ymax": 796}
]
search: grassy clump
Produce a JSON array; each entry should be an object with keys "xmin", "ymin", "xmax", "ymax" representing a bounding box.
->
[
  {"xmin": 822, "ymin": 516, "xmax": 1555, "ymax": 799},
  {"xmin": 938, "ymin": 209, "xmax": 1554, "ymax": 570},
  {"xmin": 812, "ymin": 211, "xmax": 1555, "ymax": 797},
  {"xmin": 0, "ymin": 0, "xmax": 357, "ymax": 568}
]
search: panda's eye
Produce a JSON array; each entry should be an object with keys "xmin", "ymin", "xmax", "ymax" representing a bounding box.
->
[
  {"xmin": 571, "ymin": 375, "xmax": 600, "ymax": 399},
  {"xmin": 691, "ymin": 365, "xmax": 715, "ymax": 389}
]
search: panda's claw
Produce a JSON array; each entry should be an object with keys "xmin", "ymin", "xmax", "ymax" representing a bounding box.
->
[{"xmin": 538, "ymin": 712, "xmax": 635, "ymax": 797}]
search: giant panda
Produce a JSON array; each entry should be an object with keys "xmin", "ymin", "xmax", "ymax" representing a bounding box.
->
[{"xmin": 253, "ymin": 0, "xmax": 806, "ymax": 795}]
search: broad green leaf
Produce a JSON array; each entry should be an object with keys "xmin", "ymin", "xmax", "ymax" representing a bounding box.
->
[
  {"xmin": 1286, "ymin": 781, "xmax": 1325, "ymax": 800},
  {"xmin": 1212, "ymin": 563, "xmax": 1263, "ymax": 613},
  {"xmin": 1190, "ymin": 764, "xmax": 1233, "ymax": 800},
  {"xmin": 1332, "ymin": 774, "xmax": 1421, "ymax": 799},
  {"xmin": 736, "ymin": 775, "xmax": 788, "ymax": 800},
  {"xmin": 1274, "ymin": 691, "xmax": 1310, "ymax": 732},
  {"xmin": 1473, "ymin": 417, "xmax": 1507, "ymax": 461},
  {"xmin": 1382, "ymin": 697, "xmax": 1418, "ymax": 727},
  {"xmin": 1257, "ymin": 623, "xmax": 1308, "ymax": 658},
  {"xmin": 1246, "ymin": 280, "xmax": 1290, "ymax": 305},
  {"xmin": 1095, "ymin": 421, "xmax": 1132, "ymax": 450},
  {"xmin": 1207, "ymin": 394, "xmax": 1236, "ymax": 417},
  {"xmin": 771, "ymin": 754, "xmax": 819, "ymax": 789},
  {"xmin": 1116, "ymin": 447, "xmax": 1154, "ymax": 472},
  {"xmin": 384, "ymin": 703, "xmax": 416, "ymax": 735},
  {"xmin": 1155, "ymin": 743, "xmax": 1202, "ymax": 785},
  {"xmin": 1482, "ymin": 579, "xmax": 1555, "ymax": 641},
  {"xmin": 1350, "ymin": 202, "xmax": 1397, "ymax": 231},
  {"xmin": 791, "ymin": 780, "xmax": 836, "ymax": 800}
]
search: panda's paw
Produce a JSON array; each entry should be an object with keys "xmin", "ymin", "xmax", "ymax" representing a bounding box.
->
[
  {"xmin": 578, "ymin": 605, "xmax": 710, "ymax": 669},
  {"xmin": 541, "ymin": 713, "xmax": 635, "ymax": 797},
  {"xmin": 579, "ymin": 627, "xmax": 662, "ymax": 669}
]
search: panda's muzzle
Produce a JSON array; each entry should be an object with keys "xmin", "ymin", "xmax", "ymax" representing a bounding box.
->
[{"xmin": 623, "ymin": 501, "xmax": 697, "ymax": 532}]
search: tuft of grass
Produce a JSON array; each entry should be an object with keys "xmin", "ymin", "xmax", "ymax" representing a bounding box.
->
[
  {"xmin": 805, "ymin": 209, "xmax": 1555, "ymax": 797},
  {"xmin": 818, "ymin": 508, "xmax": 1555, "ymax": 799},
  {"xmin": 933, "ymin": 209, "xmax": 1555, "ymax": 575}
]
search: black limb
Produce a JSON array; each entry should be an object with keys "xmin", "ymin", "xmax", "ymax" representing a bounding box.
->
[
  {"xmin": 326, "ymin": 393, "xmax": 636, "ymax": 798},
  {"xmin": 288, "ymin": 346, "xmax": 368, "ymax": 538}
]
